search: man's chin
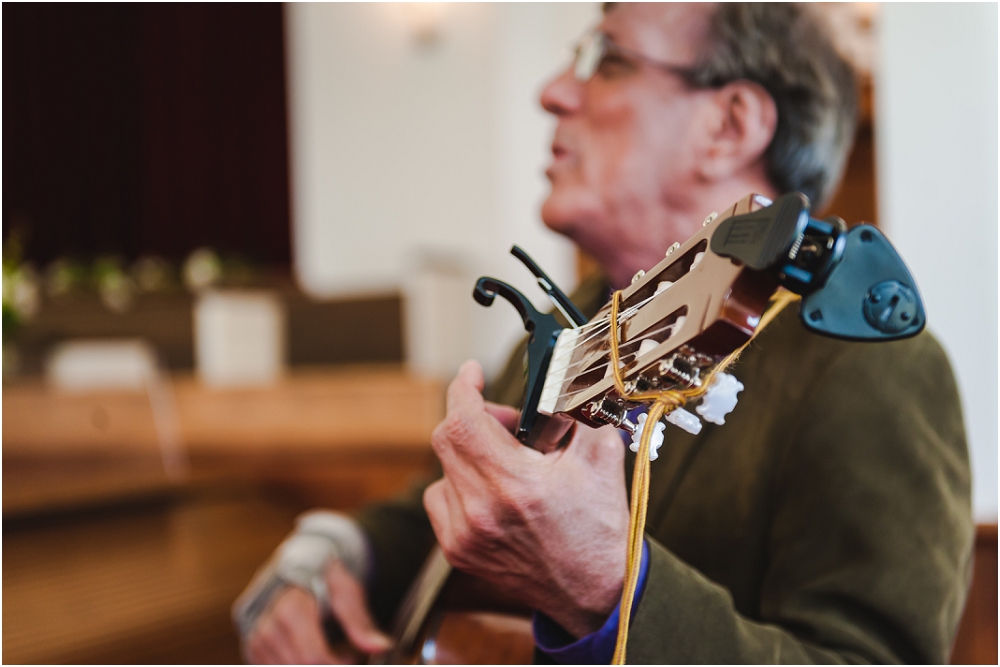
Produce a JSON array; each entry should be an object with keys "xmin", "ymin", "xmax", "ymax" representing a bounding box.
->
[{"xmin": 540, "ymin": 190, "xmax": 600, "ymax": 239}]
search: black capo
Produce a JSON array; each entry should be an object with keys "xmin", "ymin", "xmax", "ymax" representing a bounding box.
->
[{"xmin": 472, "ymin": 247, "xmax": 576, "ymax": 444}]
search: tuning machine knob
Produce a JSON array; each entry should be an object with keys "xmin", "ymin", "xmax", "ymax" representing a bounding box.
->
[
  {"xmin": 630, "ymin": 413, "xmax": 666, "ymax": 460},
  {"xmin": 583, "ymin": 398, "xmax": 637, "ymax": 434},
  {"xmin": 695, "ymin": 372, "xmax": 744, "ymax": 425}
]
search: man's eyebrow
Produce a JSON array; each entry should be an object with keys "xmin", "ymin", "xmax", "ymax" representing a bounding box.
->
[
  {"xmin": 601, "ymin": 26, "xmax": 622, "ymax": 44},
  {"xmin": 602, "ymin": 28, "xmax": 646, "ymax": 56}
]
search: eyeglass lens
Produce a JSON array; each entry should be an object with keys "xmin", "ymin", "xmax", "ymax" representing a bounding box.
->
[{"xmin": 574, "ymin": 31, "xmax": 604, "ymax": 82}]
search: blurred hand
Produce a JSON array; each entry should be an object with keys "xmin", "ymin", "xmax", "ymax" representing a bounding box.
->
[
  {"xmin": 244, "ymin": 560, "xmax": 392, "ymax": 664},
  {"xmin": 423, "ymin": 360, "xmax": 630, "ymax": 639}
]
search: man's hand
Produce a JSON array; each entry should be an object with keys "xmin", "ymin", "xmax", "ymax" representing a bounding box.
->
[
  {"xmin": 244, "ymin": 560, "xmax": 391, "ymax": 664},
  {"xmin": 423, "ymin": 360, "xmax": 630, "ymax": 639}
]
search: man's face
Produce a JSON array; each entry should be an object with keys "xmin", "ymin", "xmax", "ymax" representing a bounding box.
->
[{"xmin": 540, "ymin": 3, "xmax": 716, "ymax": 285}]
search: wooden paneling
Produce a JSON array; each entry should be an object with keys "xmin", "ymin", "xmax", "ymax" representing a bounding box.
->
[
  {"xmin": 3, "ymin": 366, "xmax": 443, "ymax": 516},
  {"xmin": 2, "ymin": 366, "xmax": 445, "ymax": 663},
  {"xmin": 3, "ymin": 454, "xmax": 175, "ymax": 518},
  {"xmin": 3, "ymin": 379, "xmax": 173, "ymax": 516},
  {"xmin": 2, "ymin": 493, "xmax": 302, "ymax": 664},
  {"xmin": 951, "ymin": 523, "xmax": 998, "ymax": 665},
  {"xmin": 4, "ymin": 383, "xmax": 162, "ymax": 454},
  {"xmin": 819, "ymin": 124, "xmax": 876, "ymax": 226},
  {"xmin": 173, "ymin": 367, "xmax": 442, "ymax": 452},
  {"xmin": 818, "ymin": 76, "xmax": 877, "ymax": 226},
  {"xmin": 2, "ymin": 365, "xmax": 443, "ymax": 454}
]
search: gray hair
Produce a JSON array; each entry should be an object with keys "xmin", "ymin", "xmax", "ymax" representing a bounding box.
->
[{"xmin": 689, "ymin": 4, "xmax": 858, "ymax": 207}]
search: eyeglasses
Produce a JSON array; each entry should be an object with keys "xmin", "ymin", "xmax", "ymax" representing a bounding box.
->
[{"xmin": 572, "ymin": 30, "xmax": 703, "ymax": 86}]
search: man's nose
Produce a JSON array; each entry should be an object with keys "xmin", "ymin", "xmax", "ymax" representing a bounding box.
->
[{"xmin": 539, "ymin": 66, "xmax": 583, "ymax": 117}]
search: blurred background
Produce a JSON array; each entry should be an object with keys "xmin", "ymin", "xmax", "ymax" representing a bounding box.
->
[{"xmin": 2, "ymin": 3, "xmax": 996, "ymax": 663}]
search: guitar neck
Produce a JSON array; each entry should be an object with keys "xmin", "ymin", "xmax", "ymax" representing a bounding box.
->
[
  {"xmin": 538, "ymin": 194, "xmax": 776, "ymax": 428},
  {"xmin": 371, "ymin": 545, "xmax": 452, "ymax": 664}
]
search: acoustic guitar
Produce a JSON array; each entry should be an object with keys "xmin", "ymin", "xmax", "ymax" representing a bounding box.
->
[{"xmin": 368, "ymin": 192, "xmax": 924, "ymax": 664}]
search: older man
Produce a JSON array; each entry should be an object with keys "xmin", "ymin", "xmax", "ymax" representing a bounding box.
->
[{"xmin": 236, "ymin": 4, "xmax": 972, "ymax": 664}]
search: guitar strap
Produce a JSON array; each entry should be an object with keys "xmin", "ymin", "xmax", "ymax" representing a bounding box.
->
[{"xmin": 608, "ymin": 289, "xmax": 799, "ymax": 665}]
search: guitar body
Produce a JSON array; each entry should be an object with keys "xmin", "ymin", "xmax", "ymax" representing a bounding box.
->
[
  {"xmin": 417, "ymin": 609, "xmax": 534, "ymax": 665},
  {"xmin": 406, "ymin": 571, "xmax": 534, "ymax": 664},
  {"xmin": 372, "ymin": 547, "xmax": 534, "ymax": 664}
]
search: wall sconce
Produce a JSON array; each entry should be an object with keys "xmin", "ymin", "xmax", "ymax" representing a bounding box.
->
[{"xmin": 400, "ymin": 3, "xmax": 446, "ymax": 48}]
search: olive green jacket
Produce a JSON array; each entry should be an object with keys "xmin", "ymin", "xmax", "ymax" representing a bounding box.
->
[{"xmin": 357, "ymin": 275, "xmax": 973, "ymax": 664}]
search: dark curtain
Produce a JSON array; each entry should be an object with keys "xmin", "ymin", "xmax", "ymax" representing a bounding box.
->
[{"xmin": 3, "ymin": 3, "xmax": 291, "ymax": 266}]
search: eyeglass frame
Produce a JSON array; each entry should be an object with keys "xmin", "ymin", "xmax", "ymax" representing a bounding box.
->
[{"xmin": 572, "ymin": 29, "xmax": 710, "ymax": 88}]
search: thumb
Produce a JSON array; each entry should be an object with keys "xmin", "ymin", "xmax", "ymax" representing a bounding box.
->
[
  {"xmin": 445, "ymin": 360, "xmax": 486, "ymax": 414},
  {"xmin": 484, "ymin": 401, "xmax": 520, "ymax": 434},
  {"xmin": 324, "ymin": 560, "xmax": 393, "ymax": 654},
  {"xmin": 570, "ymin": 423, "xmax": 625, "ymax": 466}
]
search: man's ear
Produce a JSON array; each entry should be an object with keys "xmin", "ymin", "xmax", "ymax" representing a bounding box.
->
[{"xmin": 697, "ymin": 80, "xmax": 777, "ymax": 182}]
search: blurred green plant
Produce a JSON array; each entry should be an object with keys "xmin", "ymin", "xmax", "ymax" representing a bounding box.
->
[
  {"xmin": 2, "ymin": 232, "xmax": 41, "ymax": 344},
  {"xmin": 4, "ymin": 243, "xmax": 265, "ymax": 332},
  {"xmin": 44, "ymin": 258, "xmax": 89, "ymax": 297},
  {"xmin": 93, "ymin": 255, "xmax": 136, "ymax": 313},
  {"xmin": 219, "ymin": 254, "xmax": 257, "ymax": 287},
  {"xmin": 183, "ymin": 247, "xmax": 223, "ymax": 291},
  {"xmin": 182, "ymin": 248, "xmax": 259, "ymax": 291},
  {"xmin": 131, "ymin": 255, "xmax": 176, "ymax": 292}
]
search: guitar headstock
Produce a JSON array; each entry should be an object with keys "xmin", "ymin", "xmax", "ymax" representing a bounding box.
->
[
  {"xmin": 474, "ymin": 191, "xmax": 925, "ymax": 448},
  {"xmin": 536, "ymin": 193, "xmax": 778, "ymax": 432}
]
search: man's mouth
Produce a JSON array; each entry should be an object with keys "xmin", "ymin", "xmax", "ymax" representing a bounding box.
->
[
  {"xmin": 550, "ymin": 135, "xmax": 576, "ymax": 165},
  {"xmin": 546, "ymin": 140, "xmax": 575, "ymax": 181}
]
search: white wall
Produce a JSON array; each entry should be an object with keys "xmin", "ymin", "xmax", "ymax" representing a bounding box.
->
[
  {"xmin": 285, "ymin": 3, "xmax": 596, "ymax": 378},
  {"xmin": 876, "ymin": 3, "xmax": 998, "ymax": 521}
]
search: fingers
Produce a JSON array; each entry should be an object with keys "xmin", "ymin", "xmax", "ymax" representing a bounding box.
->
[
  {"xmin": 246, "ymin": 587, "xmax": 335, "ymax": 664},
  {"xmin": 246, "ymin": 634, "xmax": 282, "ymax": 664},
  {"xmin": 435, "ymin": 362, "xmax": 536, "ymax": 466},
  {"xmin": 445, "ymin": 360, "xmax": 486, "ymax": 415},
  {"xmin": 423, "ymin": 479, "xmax": 448, "ymax": 549},
  {"xmin": 278, "ymin": 609, "xmax": 337, "ymax": 664},
  {"xmin": 423, "ymin": 478, "xmax": 460, "ymax": 558},
  {"xmin": 526, "ymin": 414, "xmax": 578, "ymax": 454},
  {"xmin": 324, "ymin": 560, "xmax": 393, "ymax": 655},
  {"xmin": 484, "ymin": 402, "xmax": 520, "ymax": 433}
]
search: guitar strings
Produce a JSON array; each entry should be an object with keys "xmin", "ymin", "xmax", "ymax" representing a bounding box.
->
[
  {"xmin": 541, "ymin": 295, "xmax": 690, "ymax": 406},
  {"xmin": 545, "ymin": 290, "xmax": 662, "ymax": 366},
  {"xmin": 555, "ymin": 288, "xmax": 660, "ymax": 348},
  {"xmin": 543, "ymin": 301, "xmax": 639, "ymax": 363},
  {"xmin": 553, "ymin": 318, "xmax": 680, "ymax": 378},
  {"xmin": 538, "ymin": 285, "xmax": 694, "ymax": 409},
  {"xmin": 543, "ymin": 320, "xmax": 685, "ymax": 405}
]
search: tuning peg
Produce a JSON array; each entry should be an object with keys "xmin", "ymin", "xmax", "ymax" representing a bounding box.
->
[
  {"xmin": 696, "ymin": 372, "xmax": 744, "ymax": 425},
  {"xmin": 630, "ymin": 413, "xmax": 667, "ymax": 460},
  {"xmin": 665, "ymin": 407, "xmax": 702, "ymax": 435}
]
